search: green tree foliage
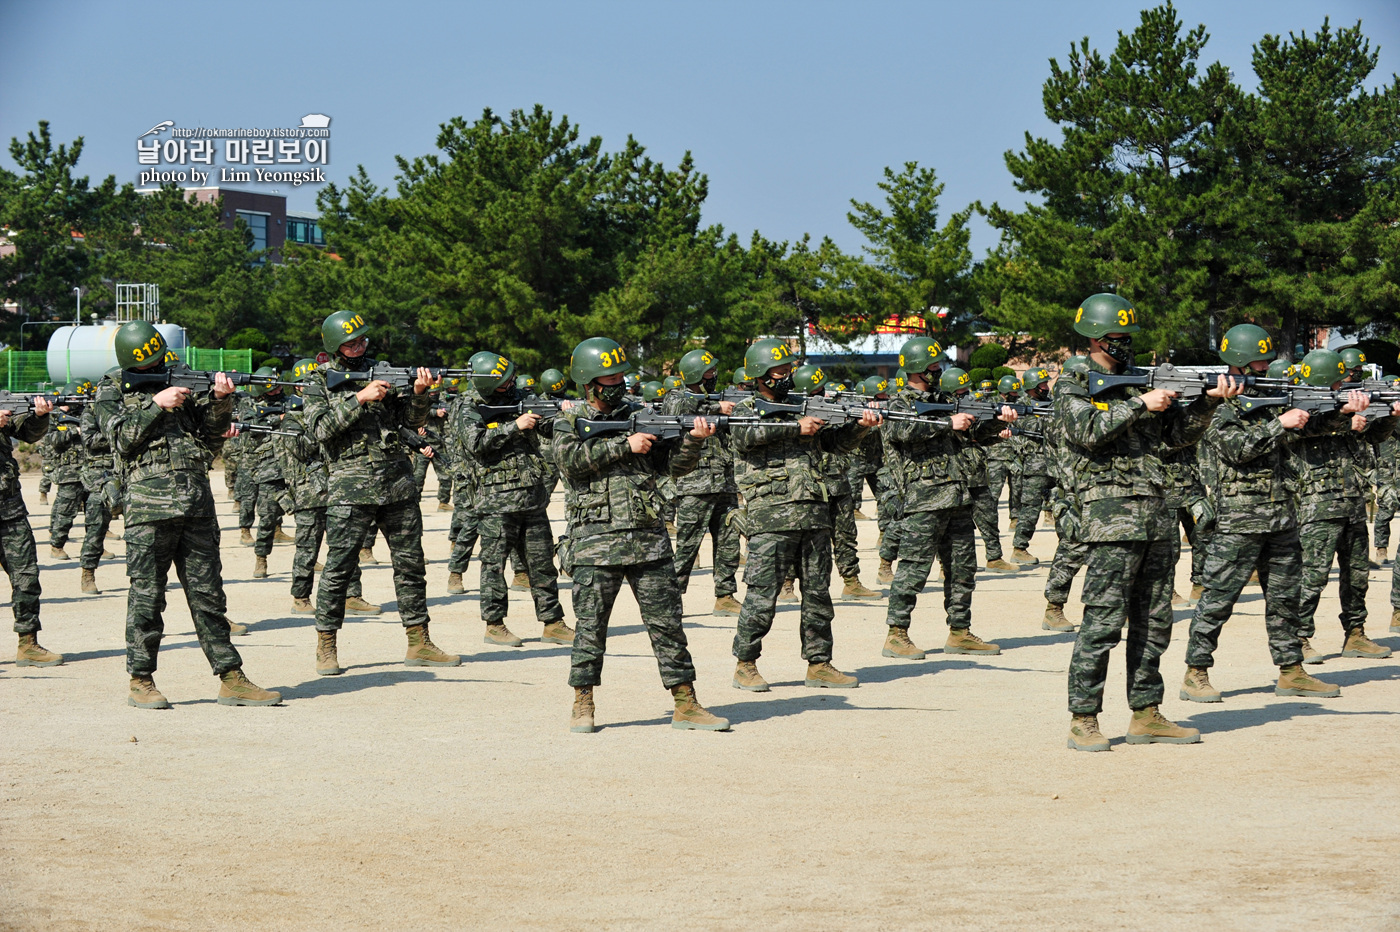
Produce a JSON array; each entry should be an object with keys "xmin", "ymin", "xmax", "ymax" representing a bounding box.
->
[{"xmin": 969, "ymin": 342, "xmax": 1009, "ymax": 370}]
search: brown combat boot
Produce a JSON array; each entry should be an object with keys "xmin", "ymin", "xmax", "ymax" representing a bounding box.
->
[
  {"xmin": 1189, "ymin": 583, "xmax": 1204, "ymax": 604},
  {"xmin": 484, "ymin": 623, "xmax": 524, "ymax": 647},
  {"xmin": 128, "ymin": 675, "xmax": 170, "ymax": 709},
  {"xmin": 446, "ymin": 572, "xmax": 465, "ymax": 594},
  {"xmin": 240, "ymin": 528, "xmax": 254, "ymax": 546},
  {"xmin": 1377, "ymin": 547, "xmax": 1389, "ymax": 565},
  {"xmin": 1011, "ymin": 548, "xmax": 1039, "ymax": 565},
  {"xmin": 732, "ymin": 660, "xmax": 770, "ymax": 692},
  {"xmin": 405, "ymin": 623, "xmax": 460, "ymax": 666},
  {"xmin": 437, "ymin": 501, "xmax": 453, "ymax": 512},
  {"xmin": 344, "ymin": 596, "xmax": 382, "ymax": 615},
  {"xmin": 1299, "ymin": 636, "xmax": 1325, "ymax": 664},
  {"xmin": 670, "ymin": 683, "xmax": 731, "ymax": 731},
  {"xmin": 712, "ymin": 595, "xmax": 743, "ymax": 617},
  {"xmin": 541, "ymin": 620, "xmax": 576, "ymax": 645},
  {"xmin": 945, "ymin": 628, "xmax": 1001, "ymax": 655},
  {"xmin": 1391, "ymin": 608, "xmax": 1400, "ymax": 634},
  {"xmin": 359, "ymin": 547, "xmax": 378, "ymax": 564},
  {"xmin": 217, "ymin": 669, "xmax": 282, "ymax": 706},
  {"xmin": 1126, "ymin": 706, "xmax": 1201, "ymax": 745},
  {"xmin": 805, "ymin": 661, "xmax": 858, "ymax": 689},
  {"xmin": 81, "ymin": 568, "xmax": 100, "ymax": 595},
  {"xmin": 314, "ymin": 561, "xmax": 324, "ymax": 571},
  {"xmin": 16, "ymin": 633, "xmax": 63, "ymax": 667},
  {"xmin": 1171, "ymin": 589, "xmax": 1188, "ymax": 606},
  {"xmin": 510, "ymin": 571, "xmax": 531, "ymax": 590},
  {"xmin": 38, "ymin": 492, "xmax": 48, "ymax": 506},
  {"xmin": 1008, "ymin": 517, "xmax": 1019, "ymax": 531},
  {"xmin": 273, "ymin": 527, "xmax": 295, "ymax": 545},
  {"xmin": 1067, "ymin": 713, "xmax": 1110, "ymax": 752},
  {"xmin": 1275, "ymin": 664, "xmax": 1340, "ymax": 698},
  {"xmin": 1248, "ymin": 569, "xmax": 1260, "ymax": 585},
  {"xmin": 853, "ymin": 508, "xmax": 871, "ymax": 521},
  {"xmin": 877, "ymin": 558, "xmax": 895, "ymax": 584},
  {"xmin": 1342, "ymin": 627, "xmax": 1393, "ymax": 659},
  {"xmin": 227, "ymin": 619, "xmax": 248, "ymax": 636},
  {"xmin": 291, "ymin": 597, "xmax": 314, "ymax": 615},
  {"xmin": 1179, "ymin": 666, "xmax": 1222, "ymax": 703},
  {"xmin": 571, "ymin": 687, "xmax": 596, "ymax": 733},
  {"xmin": 252, "ymin": 555, "xmax": 268, "ymax": 579},
  {"xmin": 882, "ymin": 626, "xmax": 926, "ymax": 660},
  {"xmin": 984, "ymin": 558, "xmax": 1017, "ymax": 572},
  {"xmin": 777, "ymin": 579, "xmax": 798, "ymax": 602},
  {"xmin": 737, "ymin": 549, "xmax": 747, "ymax": 567},
  {"xmin": 101, "ymin": 549, "xmax": 116, "ymax": 560},
  {"xmin": 841, "ymin": 576, "xmax": 881, "ymax": 600},
  {"xmin": 315, "ymin": 630, "xmax": 341, "ymax": 676},
  {"xmin": 48, "ymin": 545, "xmax": 69, "ymax": 560},
  {"xmin": 1043, "ymin": 602, "xmax": 1075, "ymax": 632}
]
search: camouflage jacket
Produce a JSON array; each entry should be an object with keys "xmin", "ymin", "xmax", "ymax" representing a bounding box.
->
[
  {"xmin": 1291, "ymin": 416, "xmax": 1395, "ymax": 525},
  {"xmin": 660, "ymin": 390, "xmax": 736, "ymax": 496},
  {"xmin": 455, "ymin": 384, "xmax": 554, "ymax": 514},
  {"xmin": 299, "ymin": 356, "xmax": 429, "ymax": 507},
  {"xmin": 1160, "ymin": 445, "xmax": 1205, "ymax": 510},
  {"xmin": 846, "ymin": 428, "xmax": 883, "ymax": 479},
  {"xmin": 46, "ymin": 411, "xmax": 86, "ymax": 483},
  {"xmin": 1376, "ymin": 436, "xmax": 1400, "ymax": 491},
  {"xmin": 79, "ymin": 403, "xmax": 116, "ymax": 494},
  {"xmin": 35, "ymin": 432, "xmax": 54, "ymax": 477},
  {"xmin": 728, "ymin": 395, "xmax": 868, "ymax": 533},
  {"xmin": 94, "ymin": 374, "xmax": 233, "ymax": 526},
  {"xmin": 882, "ymin": 387, "xmax": 1003, "ymax": 514},
  {"xmin": 552, "ymin": 400, "xmax": 705, "ymax": 566},
  {"xmin": 0, "ymin": 410, "xmax": 48, "ymax": 516},
  {"xmin": 1053, "ymin": 362, "xmax": 1220, "ymax": 542},
  {"xmin": 273, "ymin": 412, "xmax": 329, "ymax": 511},
  {"xmin": 444, "ymin": 392, "xmax": 478, "ymax": 512},
  {"xmin": 244, "ymin": 394, "xmax": 289, "ymax": 485}
]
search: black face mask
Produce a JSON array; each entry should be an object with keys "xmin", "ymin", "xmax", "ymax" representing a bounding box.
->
[
  {"xmin": 495, "ymin": 384, "xmax": 521, "ymax": 404},
  {"xmin": 762, "ymin": 374, "xmax": 793, "ymax": 401},
  {"xmin": 594, "ymin": 382, "xmax": 628, "ymax": 407},
  {"xmin": 700, "ymin": 375, "xmax": 718, "ymax": 394},
  {"xmin": 1101, "ymin": 335, "xmax": 1134, "ymax": 366},
  {"xmin": 340, "ymin": 352, "xmax": 371, "ymax": 372}
]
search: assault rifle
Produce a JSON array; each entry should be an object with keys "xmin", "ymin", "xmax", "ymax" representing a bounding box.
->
[
  {"xmin": 1086, "ymin": 363, "xmax": 1214, "ymax": 401},
  {"xmin": 120, "ymin": 367, "xmax": 297, "ymax": 394},
  {"xmin": 324, "ymin": 364, "xmax": 472, "ymax": 392},
  {"xmin": 899, "ymin": 397, "xmax": 1051, "ymax": 421},
  {"xmin": 574, "ymin": 408, "xmax": 749, "ymax": 441},
  {"xmin": 399, "ymin": 427, "xmax": 446, "ymax": 452},
  {"xmin": 749, "ymin": 395, "xmax": 886, "ymax": 425},
  {"xmin": 231, "ymin": 421, "xmax": 300, "ymax": 438},
  {"xmin": 475, "ymin": 397, "xmax": 567, "ymax": 421},
  {"xmin": 1237, "ymin": 386, "xmax": 1400, "ymax": 420},
  {"xmin": 251, "ymin": 396, "xmax": 304, "ymax": 417},
  {"xmin": 682, "ymin": 388, "xmax": 753, "ymax": 404},
  {"xmin": 0, "ymin": 391, "xmax": 62, "ymax": 414}
]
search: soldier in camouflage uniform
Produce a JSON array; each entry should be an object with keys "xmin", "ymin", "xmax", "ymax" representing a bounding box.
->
[
  {"xmin": 444, "ymin": 383, "xmax": 480, "ymax": 594},
  {"xmin": 985, "ymin": 375, "xmax": 1022, "ymax": 533},
  {"xmin": 96, "ymin": 321, "xmax": 279, "ymax": 708},
  {"xmin": 1181, "ymin": 337, "xmax": 1358, "ymax": 704},
  {"xmin": 1374, "ymin": 434, "xmax": 1400, "ymax": 564},
  {"xmin": 1, "ymin": 387, "xmax": 62, "ymax": 667},
  {"xmin": 728, "ymin": 339, "xmax": 879, "ymax": 690},
  {"xmin": 243, "ymin": 368, "xmax": 293, "ymax": 579},
  {"xmin": 233, "ymin": 390, "xmax": 259, "ymax": 546},
  {"xmin": 662, "ymin": 349, "xmax": 746, "ymax": 616},
  {"xmin": 1058, "ymin": 294, "xmax": 1227, "ymax": 751},
  {"xmin": 813, "ymin": 370, "xmax": 882, "ymax": 600},
  {"xmin": 961, "ymin": 375, "xmax": 1019, "ymax": 573},
  {"xmin": 222, "ymin": 421, "xmax": 241, "ymax": 501},
  {"xmin": 846, "ymin": 377, "xmax": 884, "ymax": 525},
  {"xmin": 1291, "ymin": 349, "xmax": 1395, "ymax": 663},
  {"xmin": 553, "ymin": 336, "xmax": 728, "ymax": 733},
  {"xmin": 884, "ymin": 348, "xmax": 1010, "ymax": 661},
  {"xmin": 300, "ymin": 310, "xmax": 459, "ymax": 676},
  {"xmin": 1005, "ymin": 369, "xmax": 1052, "ymax": 566},
  {"xmin": 1163, "ymin": 445, "xmax": 1212, "ymax": 607},
  {"xmin": 36, "ymin": 431, "xmax": 53, "ymax": 505},
  {"xmin": 76, "ymin": 383, "xmax": 117, "ymax": 595},
  {"xmin": 455, "ymin": 351, "xmax": 574, "ymax": 647},
  {"xmin": 1040, "ymin": 374, "xmax": 1087, "ymax": 634},
  {"xmin": 411, "ymin": 389, "xmax": 454, "ymax": 511},
  {"xmin": 45, "ymin": 390, "xmax": 87, "ymax": 560}
]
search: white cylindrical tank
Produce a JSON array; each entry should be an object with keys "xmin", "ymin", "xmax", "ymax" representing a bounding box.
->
[{"xmin": 47, "ymin": 322, "xmax": 187, "ymax": 385}]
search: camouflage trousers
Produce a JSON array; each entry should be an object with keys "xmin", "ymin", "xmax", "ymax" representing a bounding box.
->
[
  {"xmin": 38, "ymin": 468, "xmax": 52, "ymax": 496},
  {"xmin": 733, "ymin": 529, "xmax": 836, "ymax": 664},
  {"xmin": 672, "ymin": 492, "xmax": 740, "ymax": 598},
  {"xmin": 291, "ymin": 507, "xmax": 362, "ymax": 600},
  {"xmin": 1044, "ymin": 535, "xmax": 1089, "ymax": 605},
  {"xmin": 1185, "ymin": 528, "xmax": 1304, "ymax": 668},
  {"xmin": 1011, "ymin": 473, "xmax": 1051, "ymax": 551},
  {"xmin": 316, "ymin": 500, "xmax": 427, "ymax": 631},
  {"xmin": 569, "ymin": 558, "xmax": 695, "ymax": 688},
  {"xmin": 968, "ymin": 484, "xmax": 1003, "ymax": 562},
  {"xmin": 223, "ymin": 456, "xmax": 238, "ymax": 494},
  {"xmin": 412, "ymin": 451, "xmax": 453, "ymax": 504},
  {"xmin": 1068, "ymin": 540, "xmax": 1174, "ymax": 714},
  {"xmin": 48, "ymin": 481, "xmax": 85, "ymax": 547},
  {"xmin": 253, "ymin": 480, "xmax": 286, "ymax": 557},
  {"xmin": 0, "ymin": 508, "xmax": 41, "ymax": 634},
  {"xmin": 828, "ymin": 491, "xmax": 860, "ymax": 580},
  {"xmin": 903, "ymin": 507, "xmax": 976, "ymax": 630},
  {"xmin": 987, "ymin": 459, "xmax": 1021, "ymax": 518},
  {"xmin": 1178, "ymin": 508, "xmax": 1210, "ymax": 585},
  {"xmin": 235, "ymin": 463, "xmax": 258, "ymax": 529},
  {"xmin": 447, "ymin": 486, "xmax": 479, "ymax": 574},
  {"xmin": 1298, "ymin": 518, "xmax": 1369, "ymax": 639},
  {"xmin": 1374, "ymin": 488, "xmax": 1398, "ymax": 550},
  {"xmin": 876, "ymin": 471, "xmax": 901, "ymax": 562},
  {"xmin": 79, "ymin": 488, "xmax": 113, "ymax": 571},
  {"xmin": 480, "ymin": 508, "xmax": 563, "ymax": 624},
  {"xmin": 125, "ymin": 516, "xmax": 241, "ymax": 676}
]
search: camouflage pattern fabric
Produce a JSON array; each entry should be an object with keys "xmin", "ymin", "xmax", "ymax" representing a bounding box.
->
[
  {"xmin": 0, "ymin": 410, "xmax": 45, "ymax": 634},
  {"xmin": 732, "ymin": 528, "xmax": 836, "ymax": 663},
  {"xmin": 1044, "ymin": 536, "xmax": 1089, "ymax": 605},
  {"xmin": 253, "ymin": 481, "xmax": 286, "ymax": 558},
  {"xmin": 985, "ymin": 455, "xmax": 1020, "ymax": 526},
  {"xmin": 48, "ymin": 481, "xmax": 84, "ymax": 548},
  {"xmin": 36, "ymin": 432, "xmax": 54, "ymax": 495},
  {"xmin": 568, "ymin": 559, "xmax": 696, "ymax": 688},
  {"xmin": 1068, "ymin": 540, "xmax": 1175, "ymax": 713},
  {"xmin": 1297, "ymin": 518, "xmax": 1369, "ymax": 638},
  {"xmin": 78, "ymin": 404, "xmax": 116, "ymax": 570},
  {"xmin": 828, "ymin": 490, "xmax": 860, "ymax": 579},
  {"xmin": 1010, "ymin": 473, "xmax": 1051, "ymax": 550},
  {"xmin": 315, "ymin": 500, "xmax": 425, "ymax": 631},
  {"xmin": 271, "ymin": 417, "xmax": 364, "ymax": 601},
  {"xmin": 221, "ymin": 430, "xmax": 241, "ymax": 495},
  {"xmin": 671, "ymin": 491, "xmax": 740, "ymax": 597},
  {"xmin": 1374, "ymin": 436, "xmax": 1399, "ymax": 549},
  {"xmin": 893, "ymin": 507, "xmax": 972, "ymax": 630},
  {"xmin": 478, "ymin": 510, "xmax": 563, "ymax": 624},
  {"xmin": 411, "ymin": 398, "xmax": 453, "ymax": 504},
  {"xmin": 290, "ymin": 507, "xmax": 362, "ymax": 600},
  {"xmin": 1185, "ymin": 529, "xmax": 1305, "ymax": 668},
  {"xmin": 969, "ymin": 484, "xmax": 1003, "ymax": 562},
  {"xmin": 46, "ymin": 413, "xmax": 86, "ymax": 547},
  {"xmin": 875, "ymin": 467, "xmax": 901, "ymax": 562}
]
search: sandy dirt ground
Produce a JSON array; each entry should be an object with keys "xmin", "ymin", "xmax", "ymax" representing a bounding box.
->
[{"xmin": 1, "ymin": 470, "xmax": 1398, "ymax": 931}]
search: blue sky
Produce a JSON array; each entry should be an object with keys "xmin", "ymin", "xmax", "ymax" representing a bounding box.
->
[{"xmin": 2, "ymin": 0, "xmax": 1396, "ymax": 256}]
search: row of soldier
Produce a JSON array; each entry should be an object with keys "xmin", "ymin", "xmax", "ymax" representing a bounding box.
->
[{"xmin": 5, "ymin": 297, "xmax": 1396, "ymax": 746}]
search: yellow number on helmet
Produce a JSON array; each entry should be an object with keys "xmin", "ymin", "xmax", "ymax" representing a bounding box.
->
[
  {"xmin": 1301, "ymin": 364, "xmax": 1311, "ymax": 377},
  {"xmin": 898, "ymin": 354, "xmax": 906, "ymax": 367},
  {"xmin": 770, "ymin": 346, "xmax": 783, "ymax": 361},
  {"xmin": 1075, "ymin": 308, "xmax": 1084, "ymax": 323},
  {"xmin": 813, "ymin": 367, "xmax": 824, "ymax": 381},
  {"xmin": 1117, "ymin": 309, "xmax": 1130, "ymax": 325},
  {"xmin": 1220, "ymin": 337, "xmax": 1229, "ymax": 351},
  {"xmin": 1258, "ymin": 339, "xmax": 1270, "ymax": 353}
]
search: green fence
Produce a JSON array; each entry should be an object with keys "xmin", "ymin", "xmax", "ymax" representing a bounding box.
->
[{"xmin": 0, "ymin": 347, "xmax": 254, "ymax": 393}]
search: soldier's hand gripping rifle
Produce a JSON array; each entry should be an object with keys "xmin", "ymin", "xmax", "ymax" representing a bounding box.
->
[
  {"xmin": 1237, "ymin": 386, "xmax": 1400, "ymax": 420},
  {"xmin": 1085, "ymin": 363, "xmax": 1212, "ymax": 402},
  {"xmin": 0, "ymin": 390, "xmax": 65, "ymax": 414},
  {"xmin": 324, "ymin": 364, "xmax": 472, "ymax": 392},
  {"xmin": 750, "ymin": 395, "xmax": 886, "ymax": 425},
  {"xmin": 573, "ymin": 408, "xmax": 748, "ymax": 440},
  {"xmin": 398, "ymin": 426, "xmax": 446, "ymax": 452},
  {"xmin": 120, "ymin": 368, "xmax": 298, "ymax": 394}
]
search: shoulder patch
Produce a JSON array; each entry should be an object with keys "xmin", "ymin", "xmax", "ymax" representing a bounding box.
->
[{"xmin": 1093, "ymin": 401, "xmax": 1109, "ymax": 411}]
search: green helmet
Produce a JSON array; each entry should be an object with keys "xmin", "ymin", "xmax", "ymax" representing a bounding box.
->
[
  {"xmin": 570, "ymin": 337, "xmax": 631, "ymax": 386},
  {"xmin": 1298, "ymin": 349, "xmax": 1346, "ymax": 387},
  {"xmin": 1339, "ymin": 346, "xmax": 1367, "ymax": 373},
  {"xmin": 641, "ymin": 380, "xmax": 666, "ymax": 402},
  {"xmin": 515, "ymin": 374, "xmax": 537, "ymax": 395},
  {"xmin": 678, "ymin": 349, "xmax": 720, "ymax": 386},
  {"xmin": 1021, "ymin": 367, "xmax": 1052, "ymax": 391},
  {"xmin": 898, "ymin": 336, "xmax": 944, "ymax": 375},
  {"xmin": 627, "ymin": 374, "xmax": 642, "ymax": 392},
  {"xmin": 247, "ymin": 366, "xmax": 279, "ymax": 398},
  {"xmin": 469, "ymin": 351, "xmax": 515, "ymax": 395},
  {"xmin": 831, "ymin": 382, "xmax": 848, "ymax": 393},
  {"xmin": 862, "ymin": 375, "xmax": 889, "ymax": 397},
  {"xmin": 998, "ymin": 375, "xmax": 1022, "ymax": 394},
  {"xmin": 114, "ymin": 320, "xmax": 167, "ymax": 369},
  {"xmin": 732, "ymin": 367, "xmax": 751, "ymax": 387},
  {"xmin": 1072, "ymin": 293, "xmax": 1140, "ymax": 338},
  {"xmin": 1218, "ymin": 324, "xmax": 1275, "ymax": 366},
  {"xmin": 743, "ymin": 338, "xmax": 796, "ymax": 379},
  {"xmin": 540, "ymin": 368, "xmax": 568, "ymax": 396},
  {"xmin": 939, "ymin": 367, "xmax": 973, "ymax": 393},
  {"xmin": 1063, "ymin": 354, "xmax": 1090, "ymax": 374},
  {"xmin": 1265, "ymin": 358, "xmax": 1293, "ymax": 380},
  {"xmin": 978, "ymin": 379, "xmax": 995, "ymax": 392},
  {"xmin": 893, "ymin": 368, "xmax": 908, "ymax": 391},
  {"xmin": 290, "ymin": 358, "xmax": 319, "ymax": 381},
  {"xmin": 665, "ymin": 374, "xmax": 686, "ymax": 392},
  {"xmin": 791, "ymin": 364, "xmax": 826, "ymax": 395},
  {"xmin": 321, "ymin": 310, "xmax": 369, "ymax": 354}
]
